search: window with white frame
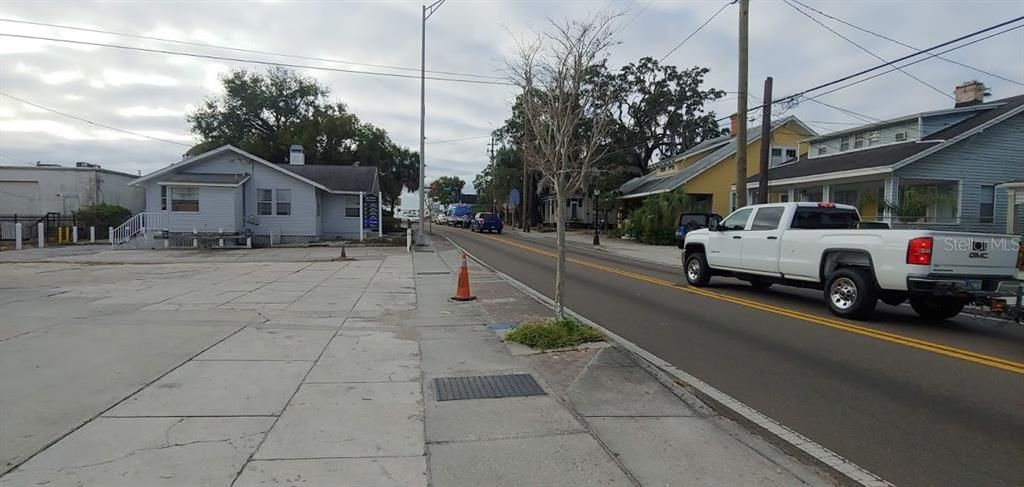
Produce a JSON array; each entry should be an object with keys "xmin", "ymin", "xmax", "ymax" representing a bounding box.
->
[
  {"xmin": 868, "ymin": 131, "xmax": 880, "ymax": 145},
  {"xmin": 345, "ymin": 195, "xmax": 360, "ymax": 217},
  {"xmin": 894, "ymin": 131, "xmax": 907, "ymax": 142},
  {"xmin": 853, "ymin": 133, "xmax": 865, "ymax": 149},
  {"xmin": 275, "ymin": 189, "xmax": 291, "ymax": 216},
  {"xmin": 769, "ymin": 146, "xmax": 797, "ymax": 167},
  {"xmin": 979, "ymin": 185, "xmax": 995, "ymax": 223},
  {"xmin": 257, "ymin": 189, "xmax": 273, "ymax": 215},
  {"xmin": 817, "ymin": 146, "xmax": 827, "ymax": 156},
  {"xmin": 160, "ymin": 186, "xmax": 167, "ymax": 210},
  {"xmin": 170, "ymin": 187, "xmax": 199, "ymax": 212},
  {"xmin": 840, "ymin": 136, "xmax": 850, "ymax": 151}
]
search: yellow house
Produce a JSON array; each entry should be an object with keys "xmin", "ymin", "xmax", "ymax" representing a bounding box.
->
[{"xmin": 617, "ymin": 116, "xmax": 817, "ymax": 215}]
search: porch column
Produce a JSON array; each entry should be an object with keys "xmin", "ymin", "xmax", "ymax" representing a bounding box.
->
[
  {"xmin": 787, "ymin": 188, "xmax": 795, "ymax": 202},
  {"xmin": 821, "ymin": 184, "xmax": 831, "ymax": 203},
  {"xmin": 378, "ymin": 192, "xmax": 383, "ymax": 237},
  {"xmin": 883, "ymin": 176, "xmax": 898, "ymax": 222},
  {"xmin": 359, "ymin": 192, "xmax": 365, "ymax": 242},
  {"xmin": 1007, "ymin": 188, "xmax": 1016, "ymax": 234}
]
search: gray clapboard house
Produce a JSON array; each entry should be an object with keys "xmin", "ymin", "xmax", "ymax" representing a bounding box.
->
[
  {"xmin": 744, "ymin": 83, "xmax": 1024, "ymax": 234},
  {"xmin": 114, "ymin": 144, "xmax": 381, "ymax": 246}
]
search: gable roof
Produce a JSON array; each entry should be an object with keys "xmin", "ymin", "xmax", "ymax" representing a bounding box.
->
[
  {"xmin": 748, "ymin": 94, "xmax": 1024, "ymax": 185},
  {"xmin": 276, "ymin": 164, "xmax": 379, "ymax": 193},
  {"xmin": 618, "ymin": 116, "xmax": 817, "ymax": 199},
  {"xmin": 130, "ymin": 144, "xmax": 378, "ymax": 194},
  {"xmin": 157, "ymin": 172, "xmax": 250, "ymax": 186}
]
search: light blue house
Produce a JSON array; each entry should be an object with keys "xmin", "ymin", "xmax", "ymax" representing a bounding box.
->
[
  {"xmin": 116, "ymin": 144, "xmax": 381, "ymax": 246},
  {"xmin": 747, "ymin": 84, "xmax": 1024, "ymax": 234}
]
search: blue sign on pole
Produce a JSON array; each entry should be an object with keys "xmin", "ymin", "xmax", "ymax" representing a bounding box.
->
[{"xmin": 509, "ymin": 189, "xmax": 521, "ymax": 206}]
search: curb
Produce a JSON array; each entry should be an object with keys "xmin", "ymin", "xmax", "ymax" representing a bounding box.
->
[{"xmin": 442, "ymin": 234, "xmax": 893, "ymax": 487}]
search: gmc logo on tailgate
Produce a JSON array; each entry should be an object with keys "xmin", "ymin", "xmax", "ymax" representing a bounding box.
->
[{"xmin": 970, "ymin": 241, "xmax": 988, "ymax": 259}]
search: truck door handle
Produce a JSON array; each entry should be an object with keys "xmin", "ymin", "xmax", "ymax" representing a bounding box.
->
[
  {"xmin": 766, "ymin": 236, "xmax": 778, "ymax": 240},
  {"xmin": 732, "ymin": 236, "xmax": 742, "ymax": 239}
]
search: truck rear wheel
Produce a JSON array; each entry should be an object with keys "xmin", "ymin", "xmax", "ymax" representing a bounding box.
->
[
  {"xmin": 824, "ymin": 268, "xmax": 877, "ymax": 320},
  {"xmin": 909, "ymin": 297, "xmax": 965, "ymax": 321},
  {"xmin": 685, "ymin": 253, "xmax": 711, "ymax": 287}
]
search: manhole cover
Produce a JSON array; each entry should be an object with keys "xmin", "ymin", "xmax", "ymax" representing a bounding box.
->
[{"xmin": 433, "ymin": 374, "xmax": 546, "ymax": 401}]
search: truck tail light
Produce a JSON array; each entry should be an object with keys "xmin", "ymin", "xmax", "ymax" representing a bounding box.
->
[
  {"xmin": 907, "ymin": 237, "xmax": 933, "ymax": 265},
  {"xmin": 817, "ymin": 202, "xmax": 836, "ymax": 208}
]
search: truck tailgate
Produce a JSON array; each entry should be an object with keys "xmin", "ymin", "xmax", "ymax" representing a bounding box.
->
[{"xmin": 931, "ymin": 232, "xmax": 1020, "ymax": 275}]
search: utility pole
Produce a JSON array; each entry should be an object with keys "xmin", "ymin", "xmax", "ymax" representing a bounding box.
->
[
  {"xmin": 758, "ymin": 76, "xmax": 773, "ymax": 204},
  {"xmin": 735, "ymin": 0, "xmax": 749, "ymax": 209},
  {"xmin": 488, "ymin": 136, "xmax": 496, "ymax": 212},
  {"xmin": 522, "ymin": 143, "xmax": 529, "ymax": 232},
  {"xmin": 417, "ymin": 0, "xmax": 445, "ymax": 245}
]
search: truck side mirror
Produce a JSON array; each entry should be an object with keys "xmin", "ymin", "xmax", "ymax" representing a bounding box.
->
[{"xmin": 708, "ymin": 218, "xmax": 720, "ymax": 232}]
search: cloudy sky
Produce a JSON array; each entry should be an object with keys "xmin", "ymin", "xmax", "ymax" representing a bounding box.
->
[{"xmin": 1, "ymin": 0, "xmax": 1022, "ymax": 207}]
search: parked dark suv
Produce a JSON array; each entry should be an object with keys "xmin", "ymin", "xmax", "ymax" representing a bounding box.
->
[{"xmin": 470, "ymin": 212, "xmax": 503, "ymax": 234}]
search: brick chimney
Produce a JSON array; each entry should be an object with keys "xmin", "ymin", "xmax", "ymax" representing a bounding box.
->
[
  {"xmin": 954, "ymin": 81, "xmax": 988, "ymax": 108},
  {"xmin": 729, "ymin": 113, "xmax": 739, "ymax": 137}
]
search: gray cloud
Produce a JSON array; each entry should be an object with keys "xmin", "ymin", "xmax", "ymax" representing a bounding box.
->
[{"xmin": 2, "ymin": 0, "xmax": 1023, "ymax": 205}]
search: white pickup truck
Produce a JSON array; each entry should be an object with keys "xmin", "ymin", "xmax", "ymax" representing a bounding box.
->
[{"xmin": 683, "ymin": 202, "xmax": 1022, "ymax": 320}]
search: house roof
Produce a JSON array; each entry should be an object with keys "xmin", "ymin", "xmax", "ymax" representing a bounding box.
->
[
  {"xmin": 157, "ymin": 172, "xmax": 249, "ymax": 186},
  {"xmin": 275, "ymin": 164, "xmax": 378, "ymax": 193},
  {"xmin": 619, "ymin": 116, "xmax": 816, "ymax": 199},
  {"xmin": 131, "ymin": 144, "xmax": 379, "ymax": 194},
  {"xmin": 749, "ymin": 94, "xmax": 1024, "ymax": 185}
]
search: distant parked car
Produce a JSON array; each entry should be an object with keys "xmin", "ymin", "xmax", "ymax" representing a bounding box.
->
[
  {"xmin": 434, "ymin": 212, "xmax": 448, "ymax": 225},
  {"xmin": 400, "ymin": 209, "xmax": 419, "ymax": 223},
  {"xmin": 449, "ymin": 204, "xmax": 473, "ymax": 227},
  {"xmin": 470, "ymin": 212, "xmax": 503, "ymax": 234},
  {"xmin": 675, "ymin": 213, "xmax": 721, "ymax": 249}
]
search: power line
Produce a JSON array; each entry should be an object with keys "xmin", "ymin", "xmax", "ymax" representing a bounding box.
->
[
  {"xmin": 783, "ymin": 0, "xmax": 953, "ymax": 100},
  {"xmin": 714, "ymin": 16, "xmax": 1024, "ymax": 123},
  {"xmin": 425, "ymin": 135, "xmax": 492, "ymax": 145},
  {"xmin": 0, "ymin": 33, "xmax": 515, "ymax": 87},
  {"xmin": 0, "ymin": 18, "xmax": 508, "ymax": 81},
  {"xmin": 784, "ymin": 0, "xmax": 1024, "ymax": 87},
  {"xmin": 0, "ymin": 92, "xmax": 192, "ymax": 147},
  {"xmin": 659, "ymin": 0, "xmax": 736, "ymax": 62}
]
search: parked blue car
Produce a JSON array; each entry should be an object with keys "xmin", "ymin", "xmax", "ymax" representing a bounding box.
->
[{"xmin": 470, "ymin": 212, "xmax": 503, "ymax": 234}]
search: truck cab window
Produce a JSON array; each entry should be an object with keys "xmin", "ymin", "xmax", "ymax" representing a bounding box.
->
[
  {"xmin": 719, "ymin": 208, "xmax": 752, "ymax": 231},
  {"xmin": 751, "ymin": 207, "xmax": 785, "ymax": 230}
]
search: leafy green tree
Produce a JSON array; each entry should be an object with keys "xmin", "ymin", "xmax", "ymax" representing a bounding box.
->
[
  {"xmin": 623, "ymin": 190, "xmax": 698, "ymax": 244},
  {"xmin": 186, "ymin": 67, "xmax": 418, "ymax": 210},
  {"xmin": 429, "ymin": 176, "xmax": 466, "ymax": 206}
]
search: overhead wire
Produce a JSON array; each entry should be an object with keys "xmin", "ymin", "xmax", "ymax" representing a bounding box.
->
[
  {"xmin": 0, "ymin": 33, "xmax": 515, "ymax": 86},
  {"xmin": 784, "ymin": 0, "xmax": 1024, "ymax": 87},
  {"xmin": 659, "ymin": 0, "xmax": 736, "ymax": 62},
  {"xmin": 782, "ymin": 0, "xmax": 952, "ymax": 100},
  {"xmin": 0, "ymin": 92, "xmax": 192, "ymax": 147},
  {"xmin": 0, "ymin": 18, "xmax": 507, "ymax": 81}
]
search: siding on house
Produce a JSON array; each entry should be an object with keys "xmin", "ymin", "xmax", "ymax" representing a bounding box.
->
[
  {"xmin": 145, "ymin": 184, "xmax": 241, "ymax": 232},
  {"xmin": 920, "ymin": 111, "xmax": 983, "ymax": 138},
  {"xmin": 147, "ymin": 152, "xmax": 318, "ymax": 237},
  {"xmin": 894, "ymin": 113, "xmax": 1024, "ymax": 233},
  {"xmin": 321, "ymin": 193, "xmax": 361, "ymax": 238},
  {"xmin": 809, "ymin": 120, "xmax": 920, "ymax": 157}
]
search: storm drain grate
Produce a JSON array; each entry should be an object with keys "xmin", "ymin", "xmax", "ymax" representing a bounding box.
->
[{"xmin": 433, "ymin": 374, "xmax": 546, "ymax": 401}]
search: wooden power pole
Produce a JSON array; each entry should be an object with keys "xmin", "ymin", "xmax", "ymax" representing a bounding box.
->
[
  {"xmin": 758, "ymin": 76, "xmax": 773, "ymax": 204},
  {"xmin": 735, "ymin": 0, "xmax": 749, "ymax": 209}
]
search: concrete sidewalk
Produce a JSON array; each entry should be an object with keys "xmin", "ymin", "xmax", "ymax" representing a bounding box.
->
[
  {"xmin": 512, "ymin": 228, "xmax": 682, "ymax": 268},
  {"xmin": 0, "ymin": 244, "xmax": 832, "ymax": 486}
]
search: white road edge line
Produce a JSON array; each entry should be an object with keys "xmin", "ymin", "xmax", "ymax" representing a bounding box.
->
[{"xmin": 443, "ymin": 234, "xmax": 894, "ymax": 487}]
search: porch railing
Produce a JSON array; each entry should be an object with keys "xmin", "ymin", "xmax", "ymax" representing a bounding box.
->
[{"xmin": 111, "ymin": 212, "xmax": 168, "ymax": 246}]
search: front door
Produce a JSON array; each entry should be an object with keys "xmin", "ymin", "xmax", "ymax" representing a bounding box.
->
[
  {"xmin": 707, "ymin": 207, "xmax": 752, "ymax": 270},
  {"xmin": 741, "ymin": 206, "xmax": 785, "ymax": 274},
  {"xmin": 570, "ymin": 200, "xmax": 579, "ymax": 221}
]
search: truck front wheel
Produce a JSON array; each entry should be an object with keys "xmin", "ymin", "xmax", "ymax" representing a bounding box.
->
[
  {"xmin": 685, "ymin": 253, "xmax": 711, "ymax": 287},
  {"xmin": 909, "ymin": 297, "xmax": 965, "ymax": 321},
  {"xmin": 825, "ymin": 268, "xmax": 878, "ymax": 319}
]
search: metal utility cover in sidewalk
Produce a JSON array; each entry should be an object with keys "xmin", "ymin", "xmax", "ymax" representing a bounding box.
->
[{"xmin": 433, "ymin": 374, "xmax": 546, "ymax": 401}]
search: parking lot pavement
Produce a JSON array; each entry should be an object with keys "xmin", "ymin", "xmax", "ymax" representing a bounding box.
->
[{"xmin": 0, "ymin": 247, "xmax": 407, "ymax": 482}]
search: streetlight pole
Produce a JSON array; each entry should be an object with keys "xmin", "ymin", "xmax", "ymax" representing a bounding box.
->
[
  {"xmin": 417, "ymin": 0, "xmax": 446, "ymax": 245},
  {"xmin": 593, "ymin": 188, "xmax": 601, "ymax": 246}
]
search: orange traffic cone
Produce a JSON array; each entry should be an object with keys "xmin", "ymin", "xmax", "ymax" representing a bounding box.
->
[{"xmin": 452, "ymin": 252, "xmax": 477, "ymax": 301}]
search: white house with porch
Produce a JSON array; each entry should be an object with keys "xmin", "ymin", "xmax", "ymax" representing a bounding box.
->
[{"xmin": 115, "ymin": 144, "xmax": 382, "ymax": 247}]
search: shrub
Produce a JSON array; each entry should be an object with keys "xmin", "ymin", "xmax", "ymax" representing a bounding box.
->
[
  {"xmin": 622, "ymin": 190, "xmax": 697, "ymax": 245},
  {"xmin": 505, "ymin": 318, "xmax": 604, "ymax": 350},
  {"xmin": 75, "ymin": 204, "xmax": 131, "ymax": 229}
]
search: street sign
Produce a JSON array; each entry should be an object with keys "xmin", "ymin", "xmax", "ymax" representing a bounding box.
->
[{"xmin": 509, "ymin": 189, "xmax": 521, "ymax": 206}]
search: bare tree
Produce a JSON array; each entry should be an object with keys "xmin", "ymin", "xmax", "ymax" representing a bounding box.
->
[{"xmin": 506, "ymin": 14, "xmax": 618, "ymax": 319}]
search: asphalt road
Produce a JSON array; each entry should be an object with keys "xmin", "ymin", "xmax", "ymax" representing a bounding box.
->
[{"xmin": 434, "ymin": 225, "xmax": 1024, "ymax": 487}]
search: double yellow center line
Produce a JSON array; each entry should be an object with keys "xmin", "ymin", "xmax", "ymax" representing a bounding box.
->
[{"xmin": 483, "ymin": 234, "xmax": 1024, "ymax": 375}]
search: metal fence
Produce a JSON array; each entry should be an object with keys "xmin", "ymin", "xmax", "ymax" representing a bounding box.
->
[{"xmin": 0, "ymin": 213, "xmax": 110, "ymax": 242}]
